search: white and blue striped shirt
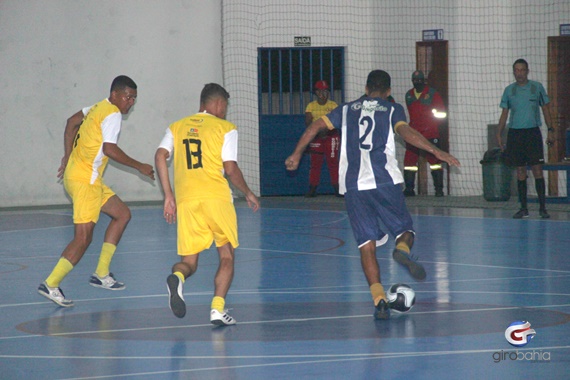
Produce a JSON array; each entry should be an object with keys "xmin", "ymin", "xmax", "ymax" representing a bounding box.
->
[{"xmin": 324, "ymin": 97, "xmax": 406, "ymax": 194}]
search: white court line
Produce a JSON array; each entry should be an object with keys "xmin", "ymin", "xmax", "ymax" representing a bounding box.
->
[
  {"xmin": 2, "ymin": 303, "xmax": 569, "ymax": 341},
  {"xmin": 2, "ymin": 280, "xmax": 569, "ymax": 310},
  {"xmin": 0, "ymin": 345, "xmax": 569, "ymax": 380},
  {"xmin": 1, "ymin": 344, "xmax": 568, "ymax": 360}
]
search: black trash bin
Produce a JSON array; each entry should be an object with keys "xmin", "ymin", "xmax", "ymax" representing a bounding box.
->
[{"xmin": 480, "ymin": 147, "xmax": 512, "ymax": 201}]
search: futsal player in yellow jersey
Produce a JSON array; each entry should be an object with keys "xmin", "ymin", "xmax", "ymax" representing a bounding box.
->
[
  {"xmin": 38, "ymin": 76, "xmax": 155, "ymax": 307},
  {"xmin": 155, "ymin": 83, "xmax": 259, "ymax": 325}
]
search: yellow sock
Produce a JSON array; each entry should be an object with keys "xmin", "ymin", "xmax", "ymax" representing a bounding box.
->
[
  {"xmin": 174, "ymin": 271, "xmax": 185, "ymax": 283},
  {"xmin": 45, "ymin": 258, "xmax": 74, "ymax": 288},
  {"xmin": 396, "ymin": 241, "xmax": 410, "ymax": 254},
  {"xmin": 370, "ymin": 283, "xmax": 386, "ymax": 306},
  {"xmin": 95, "ymin": 242, "xmax": 116, "ymax": 277},
  {"xmin": 211, "ymin": 296, "xmax": 225, "ymax": 313}
]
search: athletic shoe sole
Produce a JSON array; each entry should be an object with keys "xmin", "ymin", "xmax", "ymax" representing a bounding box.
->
[
  {"xmin": 393, "ymin": 249, "xmax": 427, "ymax": 281},
  {"xmin": 167, "ymin": 274, "xmax": 186, "ymax": 318}
]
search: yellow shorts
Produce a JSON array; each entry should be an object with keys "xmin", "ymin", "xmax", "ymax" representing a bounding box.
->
[
  {"xmin": 177, "ymin": 199, "xmax": 238, "ymax": 256},
  {"xmin": 64, "ymin": 179, "xmax": 115, "ymax": 224}
]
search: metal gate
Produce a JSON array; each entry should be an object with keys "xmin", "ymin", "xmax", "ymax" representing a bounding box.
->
[{"xmin": 258, "ymin": 47, "xmax": 345, "ymax": 196}]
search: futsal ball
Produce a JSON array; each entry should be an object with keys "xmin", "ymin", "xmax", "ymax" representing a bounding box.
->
[{"xmin": 386, "ymin": 283, "xmax": 416, "ymax": 312}]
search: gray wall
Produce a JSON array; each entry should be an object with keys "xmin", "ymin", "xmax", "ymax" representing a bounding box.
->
[
  {"xmin": 2, "ymin": 1, "xmax": 568, "ymax": 207},
  {"xmin": 0, "ymin": 1, "xmax": 222, "ymax": 207}
]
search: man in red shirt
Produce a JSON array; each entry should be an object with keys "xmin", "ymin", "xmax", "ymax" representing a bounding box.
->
[{"xmin": 404, "ymin": 70, "xmax": 447, "ymax": 197}]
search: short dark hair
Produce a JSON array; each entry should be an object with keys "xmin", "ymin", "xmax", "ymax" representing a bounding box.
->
[
  {"xmin": 110, "ymin": 75, "xmax": 137, "ymax": 93},
  {"xmin": 366, "ymin": 70, "xmax": 391, "ymax": 93},
  {"xmin": 513, "ymin": 58, "xmax": 528, "ymax": 70},
  {"xmin": 200, "ymin": 83, "xmax": 230, "ymax": 104}
]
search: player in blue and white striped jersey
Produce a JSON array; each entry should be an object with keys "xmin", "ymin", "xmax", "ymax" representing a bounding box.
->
[{"xmin": 286, "ymin": 70, "xmax": 460, "ymax": 320}]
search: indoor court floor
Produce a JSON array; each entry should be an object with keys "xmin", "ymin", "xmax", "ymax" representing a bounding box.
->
[{"xmin": 0, "ymin": 196, "xmax": 569, "ymax": 379}]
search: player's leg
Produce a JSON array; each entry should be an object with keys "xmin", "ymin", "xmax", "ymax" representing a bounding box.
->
[
  {"xmin": 89, "ymin": 192, "xmax": 131, "ymax": 290},
  {"xmin": 167, "ymin": 254, "xmax": 199, "ymax": 318},
  {"xmin": 345, "ymin": 190, "xmax": 390, "ymax": 319},
  {"xmin": 358, "ymin": 240, "xmax": 390, "ymax": 320},
  {"xmin": 210, "ymin": 242, "xmax": 237, "ymax": 325},
  {"xmin": 167, "ymin": 199, "xmax": 210, "ymax": 318},
  {"xmin": 374, "ymin": 184, "xmax": 426, "ymax": 281},
  {"xmin": 207, "ymin": 200, "xmax": 239, "ymax": 326},
  {"xmin": 38, "ymin": 222, "xmax": 96, "ymax": 307},
  {"xmin": 38, "ymin": 179, "xmax": 99, "ymax": 307}
]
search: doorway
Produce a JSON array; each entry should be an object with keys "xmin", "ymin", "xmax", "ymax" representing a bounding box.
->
[
  {"xmin": 547, "ymin": 36, "xmax": 570, "ymax": 196},
  {"xmin": 257, "ymin": 47, "xmax": 345, "ymax": 196},
  {"xmin": 415, "ymin": 41, "xmax": 449, "ymax": 195}
]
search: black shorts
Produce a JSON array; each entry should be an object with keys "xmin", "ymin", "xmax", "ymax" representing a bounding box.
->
[{"xmin": 504, "ymin": 127, "xmax": 545, "ymax": 167}]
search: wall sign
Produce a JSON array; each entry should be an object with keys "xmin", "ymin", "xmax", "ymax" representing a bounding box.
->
[
  {"xmin": 422, "ymin": 29, "xmax": 444, "ymax": 41},
  {"xmin": 294, "ymin": 36, "xmax": 311, "ymax": 46}
]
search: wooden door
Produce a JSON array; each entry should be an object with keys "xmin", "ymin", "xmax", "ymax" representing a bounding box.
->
[
  {"xmin": 415, "ymin": 41, "xmax": 449, "ymax": 195},
  {"xmin": 547, "ymin": 36, "xmax": 570, "ymax": 195}
]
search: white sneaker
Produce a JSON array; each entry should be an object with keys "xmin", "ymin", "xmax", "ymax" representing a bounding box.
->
[
  {"xmin": 89, "ymin": 272, "xmax": 126, "ymax": 290},
  {"xmin": 210, "ymin": 309, "xmax": 236, "ymax": 326},
  {"xmin": 38, "ymin": 282, "xmax": 74, "ymax": 307}
]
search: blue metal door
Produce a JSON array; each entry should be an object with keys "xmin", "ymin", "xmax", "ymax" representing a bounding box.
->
[{"xmin": 258, "ymin": 47, "xmax": 345, "ymax": 196}]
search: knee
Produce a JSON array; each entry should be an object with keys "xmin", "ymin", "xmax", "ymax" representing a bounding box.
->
[
  {"xmin": 116, "ymin": 206, "xmax": 132, "ymax": 225},
  {"xmin": 173, "ymin": 261, "xmax": 196, "ymax": 277}
]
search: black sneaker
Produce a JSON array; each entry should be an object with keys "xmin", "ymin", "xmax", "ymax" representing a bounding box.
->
[
  {"xmin": 513, "ymin": 209, "xmax": 529, "ymax": 219},
  {"xmin": 167, "ymin": 274, "xmax": 186, "ymax": 318},
  {"xmin": 392, "ymin": 249, "xmax": 427, "ymax": 281},
  {"xmin": 539, "ymin": 209, "xmax": 550, "ymax": 219},
  {"xmin": 374, "ymin": 299, "xmax": 390, "ymax": 320},
  {"xmin": 403, "ymin": 189, "xmax": 415, "ymax": 197}
]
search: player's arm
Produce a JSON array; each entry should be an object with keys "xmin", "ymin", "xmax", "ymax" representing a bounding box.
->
[
  {"xmin": 397, "ymin": 122, "xmax": 460, "ymax": 167},
  {"xmin": 103, "ymin": 142, "xmax": 155, "ymax": 180},
  {"xmin": 496, "ymin": 108, "xmax": 509, "ymax": 149},
  {"xmin": 305, "ymin": 111, "xmax": 313, "ymax": 127},
  {"xmin": 222, "ymin": 129, "xmax": 259, "ymax": 212},
  {"xmin": 155, "ymin": 147, "xmax": 176, "ymax": 223},
  {"xmin": 285, "ymin": 117, "xmax": 328, "ymax": 170},
  {"xmin": 224, "ymin": 161, "xmax": 260, "ymax": 212},
  {"xmin": 57, "ymin": 110, "xmax": 84, "ymax": 179}
]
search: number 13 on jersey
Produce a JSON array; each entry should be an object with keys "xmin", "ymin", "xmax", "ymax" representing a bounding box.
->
[{"xmin": 183, "ymin": 138, "xmax": 203, "ymax": 169}]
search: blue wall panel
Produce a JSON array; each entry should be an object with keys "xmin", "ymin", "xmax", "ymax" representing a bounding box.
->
[{"xmin": 259, "ymin": 114, "xmax": 333, "ymax": 196}]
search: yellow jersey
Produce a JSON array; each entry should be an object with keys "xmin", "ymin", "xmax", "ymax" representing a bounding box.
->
[
  {"xmin": 159, "ymin": 112, "xmax": 238, "ymax": 203},
  {"xmin": 65, "ymin": 99, "xmax": 122, "ymax": 185},
  {"xmin": 305, "ymin": 99, "xmax": 338, "ymax": 121}
]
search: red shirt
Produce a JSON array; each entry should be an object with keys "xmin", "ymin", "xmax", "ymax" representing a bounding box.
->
[{"xmin": 405, "ymin": 86, "xmax": 445, "ymax": 139}]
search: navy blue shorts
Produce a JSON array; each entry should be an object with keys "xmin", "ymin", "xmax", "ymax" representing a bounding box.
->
[{"xmin": 344, "ymin": 184, "xmax": 414, "ymax": 247}]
